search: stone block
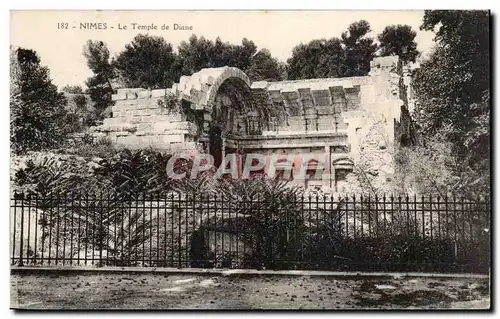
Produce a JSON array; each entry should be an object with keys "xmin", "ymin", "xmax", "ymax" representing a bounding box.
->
[
  {"xmin": 148, "ymin": 98, "xmax": 162, "ymax": 109},
  {"xmin": 152, "ymin": 121, "xmax": 197, "ymax": 135},
  {"xmin": 151, "ymin": 89, "xmax": 166, "ymax": 98},
  {"xmin": 111, "ymin": 104, "xmax": 124, "ymax": 113},
  {"xmin": 160, "ymin": 134, "xmax": 184, "ymax": 144},
  {"xmin": 141, "ymin": 115, "xmax": 154, "ymax": 123},
  {"xmin": 153, "ymin": 114, "xmax": 185, "ymax": 122},
  {"xmin": 141, "ymin": 109, "xmax": 152, "ymax": 116},
  {"xmin": 112, "ymin": 93, "xmax": 127, "ymax": 101},
  {"xmin": 126, "ymin": 92, "xmax": 138, "ymax": 99},
  {"xmin": 135, "ymin": 98, "xmax": 151, "ymax": 109},
  {"xmin": 116, "ymin": 131, "xmax": 131, "ymax": 137},
  {"xmin": 138, "ymin": 90, "xmax": 152, "ymax": 99},
  {"xmin": 117, "ymin": 88, "xmax": 131, "ymax": 95}
]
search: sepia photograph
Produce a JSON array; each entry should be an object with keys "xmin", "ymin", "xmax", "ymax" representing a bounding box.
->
[{"xmin": 9, "ymin": 9, "xmax": 491, "ymax": 310}]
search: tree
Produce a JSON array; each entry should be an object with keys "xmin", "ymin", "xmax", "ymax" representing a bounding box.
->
[
  {"xmin": 10, "ymin": 48, "xmax": 68, "ymax": 153},
  {"xmin": 247, "ymin": 49, "xmax": 287, "ymax": 81},
  {"xmin": 287, "ymin": 20, "xmax": 377, "ymax": 80},
  {"xmin": 411, "ymin": 10, "xmax": 490, "ymax": 195},
  {"xmin": 341, "ymin": 20, "xmax": 378, "ymax": 77},
  {"xmin": 61, "ymin": 85, "xmax": 84, "ymax": 94},
  {"xmin": 83, "ymin": 40, "xmax": 116, "ymax": 111},
  {"xmin": 378, "ymin": 24, "xmax": 419, "ymax": 64},
  {"xmin": 175, "ymin": 35, "xmax": 259, "ymax": 77},
  {"xmin": 175, "ymin": 35, "xmax": 219, "ymax": 76},
  {"xmin": 114, "ymin": 34, "xmax": 177, "ymax": 89}
]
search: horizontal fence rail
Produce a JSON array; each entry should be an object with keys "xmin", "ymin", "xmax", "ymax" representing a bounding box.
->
[{"xmin": 10, "ymin": 192, "xmax": 490, "ymax": 273}]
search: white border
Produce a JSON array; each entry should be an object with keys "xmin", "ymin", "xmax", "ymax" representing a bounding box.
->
[{"xmin": 2, "ymin": 2, "xmax": 497, "ymax": 318}]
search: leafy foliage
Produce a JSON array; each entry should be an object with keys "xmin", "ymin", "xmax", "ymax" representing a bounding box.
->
[
  {"xmin": 411, "ymin": 10, "xmax": 490, "ymax": 196},
  {"xmin": 61, "ymin": 85, "xmax": 84, "ymax": 94},
  {"xmin": 83, "ymin": 40, "xmax": 116, "ymax": 111},
  {"xmin": 341, "ymin": 20, "xmax": 378, "ymax": 77},
  {"xmin": 114, "ymin": 34, "xmax": 177, "ymax": 89},
  {"xmin": 246, "ymin": 49, "xmax": 287, "ymax": 82},
  {"xmin": 378, "ymin": 24, "xmax": 419, "ymax": 64},
  {"xmin": 174, "ymin": 35, "xmax": 284, "ymax": 82},
  {"xmin": 10, "ymin": 48, "xmax": 69, "ymax": 153},
  {"xmin": 287, "ymin": 20, "xmax": 378, "ymax": 80}
]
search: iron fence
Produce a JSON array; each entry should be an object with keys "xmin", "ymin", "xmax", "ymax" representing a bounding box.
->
[{"xmin": 10, "ymin": 192, "xmax": 490, "ymax": 273}]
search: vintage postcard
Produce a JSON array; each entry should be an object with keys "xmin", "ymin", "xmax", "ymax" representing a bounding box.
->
[{"xmin": 9, "ymin": 10, "xmax": 491, "ymax": 310}]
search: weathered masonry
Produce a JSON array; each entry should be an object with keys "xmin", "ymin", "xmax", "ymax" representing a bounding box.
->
[{"xmin": 90, "ymin": 56, "xmax": 417, "ymax": 193}]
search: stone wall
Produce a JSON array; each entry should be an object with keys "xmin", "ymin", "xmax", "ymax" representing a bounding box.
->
[{"xmin": 90, "ymin": 88, "xmax": 201, "ymax": 151}]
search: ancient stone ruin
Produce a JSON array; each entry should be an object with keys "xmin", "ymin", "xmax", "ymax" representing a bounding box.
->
[{"xmin": 90, "ymin": 56, "xmax": 417, "ymax": 193}]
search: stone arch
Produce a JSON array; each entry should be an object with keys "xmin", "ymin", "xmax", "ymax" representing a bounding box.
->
[
  {"xmin": 175, "ymin": 66, "xmax": 252, "ymax": 115},
  {"xmin": 332, "ymin": 157, "xmax": 354, "ymax": 169}
]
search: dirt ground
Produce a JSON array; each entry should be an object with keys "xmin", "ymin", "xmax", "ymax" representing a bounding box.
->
[{"xmin": 10, "ymin": 272, "xmax": 490, "ymax": 310}]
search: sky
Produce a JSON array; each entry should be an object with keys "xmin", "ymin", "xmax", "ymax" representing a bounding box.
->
[{"xmin": 10, "ymin": 10, "xmax": 436, "ymax": 88}]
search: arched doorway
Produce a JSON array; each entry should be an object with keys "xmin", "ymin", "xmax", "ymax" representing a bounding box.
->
[{"xmin": 209, "ymin": 125, "xmax": 223, "ymax": 168}]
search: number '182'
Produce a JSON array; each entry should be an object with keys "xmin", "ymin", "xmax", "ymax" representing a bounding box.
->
[{"xmin": 57, "ymin": 23, "xmax": 69, "ymax": 29}]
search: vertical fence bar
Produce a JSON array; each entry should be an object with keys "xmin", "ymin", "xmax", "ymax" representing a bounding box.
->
[
  {"xmin": 98, "ymin": 192, "xmax": 103, "ymax": 267},
  {"xmin": 453, "ymin": 195, "xmax": 458, "ymax": 263},
  {"xmin": 144, "ymin": 194, "xmax": 150, "ymax": 267},
  {"xmin": 111, "ymin": 193, "xmax": 116, "ymax": 267},
  {"xmin": 192, "ymin": 193, "xmax": 197, "ymax": 268},
  {"xmin": 360, "ymin": 194, "xmax": 363, "ymax": 238},
  {"xmin": 131, "ymin": 196, "xmax": 135, "ymax": 266},
  {"xmin": 149, "ymin": 194, "xmax": 153, "ymax": 267},
  {"xmin": 34, "ymin": 194, "xmax": 39, "ymax": 265},
  {"xmin": 404, "ymin": 195, "xmax": 409, "ymax": 237},
  {"xmin": 62, "ymin": 194, "xmax": 67, "ymax": 266},
  {"xmin": 345, "ymin": 195, "xmax": 349, "ymax": 241},
  {"xmin": 170, "ymin": 193, "xmax": 174, "ymax": 267},
  {"xmin": 163, "ymin": 194, "xmax": 167, "ymax": 267},
  {"xmin": 204, "ymin": 194, "xmax": 209, "ymax": 268},
  {"xmin": 185, "ymin": 194, "xmax": 189, "ymax": 268},
  {"xmin": 390, "ymin": 195, "xmax": 394, "ymax": 238},
  {"xmin": 234, "ymin": 194, "xmax": 238, "ymax": 268},
  {"xmin": 367, "ymin": 194, "xmax": 371, "ymax": 239},
  {"xmin": 142, "ymin": 194, "xmax": 146, "ymax": 266},
  {"xmin": 301, "ymin": 194, "xmax": 305, "ymax": 266},
  {"xmin": 382, "ymin": 194, "xmax": 386, "ymax": 241},
  {"xmin": 177, "ymin": 193, "xmax": 182, "ymax": 268},
  {"xmin": 110, "ymin": 193, "xmax": 115, "ymax": 267},
  {"xmin": 12, "ymin": 193, "xmax": 17, "ymax": 265},
  {"xmin": 89, "ymin": 194, "xmax": 94, "ymax": 266},
  {"xmin": 469, "ymin": 198, "xmax": 473, "ymax": 245},
  {"xmin": 157, "ymin": 192, "xmax": 160, "ymax": 267},
  {"xmin": 19, "ymin": 193, "xmax": 25, "ymax": 266},
  {"xmin": 445, "ymin": 195, "xmax": 449, "ymax": 243},
  {"xmin": 55, "ymin": 193, "xmax": 61, "ymax": 266},
  {"xmin": 414, "ymin": 194, "xmax": 418, "ymax": 238},
  {"xmin": 461, "ymin": 196, "xmax": 466, "ymax": 267},
  {"xmin": 374, "ymin": 194, "xmax": 379, "ymax": 241},
  {"xmin": 77, "ymin": 195, "xmax": 81, "ymax": 266},
  {"xmin": 429, "ymin": 194, "xmax": 433, "ymax": 241},
  {"xmin": 352, "ymin": 195, "xmax": 356, "ymax": 241},
  {"xmin": 84, "ymin": 194, "xmax": 89, "ymax": 266},
  {"xmin": 228, "ymin": 193, "xmax": 233, "ymax": 267},
  {"xmin": 437, "ymin": 196, "xmax": 441, "ymax": 240},
  {"xmin": 69, "ymin": 193, "xmax": 73, "ymax": 266},
  {"xmin": 27, "ymin": 194, "xmax": 31, "ymax": 265},
  {"xmin": 322, "ymin": 194, "xmax": 327, "ymax": 269},
  {"xmin": 307, "ymin": 193, "xmax": 312, "ymax": 267},
  {"xmin": 248, "ymin": 196, "xmax": 252, "ymax": 268},
  {"xmin": 224, "ymin": 193, "xmax": 228, "ymax": 267},
  {"xmin": 421, "ymin": 195, "xmax": 425, "ymax": 242}
]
